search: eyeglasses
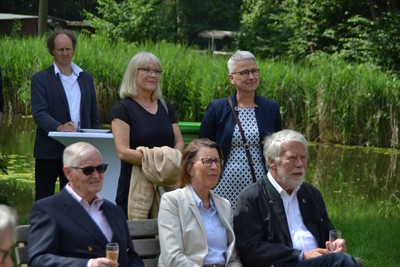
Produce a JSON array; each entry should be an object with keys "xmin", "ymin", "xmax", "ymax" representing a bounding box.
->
[
  {"xmin": 199, "ymin": 158, "xmax": 223, "ymax": 167},
  {"xmin": 138, "ymin": 68, "xmax": 163, "ymax": 76},
  {"xmin": 70, "ymin": 163, "xmax": 108, "ymax": 176},
  {"xmin": 231, "ymin": 68, "xmax": 260, "ymax": 79}
]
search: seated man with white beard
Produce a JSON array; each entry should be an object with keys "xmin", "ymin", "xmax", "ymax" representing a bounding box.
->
[{"xmin": 233, "ymin": 129, "xmax": 362, "ymax": 267}]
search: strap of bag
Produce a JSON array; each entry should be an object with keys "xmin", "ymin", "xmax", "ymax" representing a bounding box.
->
[
  {"xmin": 160, "ymin": 98, "xmax": 169, "ymax": 115},
  {"xmin": 228, "ymin": 96, "xmax": 257, "ymax": 183}
]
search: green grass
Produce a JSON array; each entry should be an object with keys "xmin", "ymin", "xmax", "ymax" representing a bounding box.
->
[{"xmin": 331, "ymin": 216, "xmax": 400, "ymax": 266}]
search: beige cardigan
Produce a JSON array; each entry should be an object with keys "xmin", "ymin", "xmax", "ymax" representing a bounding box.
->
[{"xmin": 127, "ymin": 146, "xmax": 182, "ymax": 220}]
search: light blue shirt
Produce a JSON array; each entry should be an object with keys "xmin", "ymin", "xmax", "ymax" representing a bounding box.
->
[{"xmin": 190, "ymin": 186, "xmax": 227, "ymax": 265}]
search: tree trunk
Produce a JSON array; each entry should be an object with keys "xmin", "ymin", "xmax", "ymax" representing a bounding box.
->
[
  {"xmin": 368, "ymin": 0, "xmax": 386, "ymax": 18},
  {"xmin": 38, "ymin": 0, "xmax": 48, "ymax": 36}
]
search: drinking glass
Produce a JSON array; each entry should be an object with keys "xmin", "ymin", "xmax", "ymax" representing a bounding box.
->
[
  {"xmin": 329, "ymin": 230, "xmax": 342, "ymax": 252},
  {"xmin": 106, "ymin": 242, "xmax": 119, "ymax": 262}
]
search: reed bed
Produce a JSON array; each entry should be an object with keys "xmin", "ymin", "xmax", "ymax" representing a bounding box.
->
[{"xmin": 1, "ymin": 35, "xmax": 399, "ymax": 148}]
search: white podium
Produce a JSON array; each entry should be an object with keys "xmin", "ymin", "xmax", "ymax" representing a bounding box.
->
[{"xmin": 48, "ymin": 129, "xmax": 120, "ymax": 203}]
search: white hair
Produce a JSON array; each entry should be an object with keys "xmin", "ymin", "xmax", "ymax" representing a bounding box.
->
[
  {"xmin": 227, "ymin": 50, "xmax": 257, "ymax": 73},
  {"xmin": 63, "ymin": 142, "xmax": 102, "ymax": 167},
  {"xmin": 0, "ymin": 205, "xmax": 16, "ymax": 235},
  {"xmin": 263, "ymin": 129, "xmax": 308, "ymax": 170}
]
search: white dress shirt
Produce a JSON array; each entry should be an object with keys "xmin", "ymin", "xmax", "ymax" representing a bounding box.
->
[
  {"xmin": 54, "ymin": 62, "xmax": 82, "ymax": 125},
  {"xmin": 267, "ymin": 173, "xmax": 318, "ymax": 260}
]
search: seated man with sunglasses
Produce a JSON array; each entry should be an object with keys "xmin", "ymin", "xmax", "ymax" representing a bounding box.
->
[{"xmin": 28, "ymin": 142, "xmax": 145, "ymax": 267}]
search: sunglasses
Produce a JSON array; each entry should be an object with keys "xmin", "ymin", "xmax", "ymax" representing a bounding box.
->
[{"xmin": 70, "ymin": 163, "xmax": 108, "ymax": 176}]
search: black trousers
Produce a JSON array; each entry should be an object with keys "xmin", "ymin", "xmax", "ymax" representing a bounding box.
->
[
  {"xmin": 35, "ymin": 158, "xmax": 68, "ymax": 201},
  {"xmin": 276, "ymin": 252, "xmax": 358, "ymax": 267}
]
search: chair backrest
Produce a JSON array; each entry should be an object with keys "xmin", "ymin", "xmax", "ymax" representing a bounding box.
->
[
  {"xmin": 14, "ymin": 224, "xmax": 30, "ymax": 266},
  {"xmin": 13, "ymin": 220, "xmax": 160, "ymax": 267},
  {"xmin": 128, "ymin": 219, "xmax": 160, "ymax": 267}
]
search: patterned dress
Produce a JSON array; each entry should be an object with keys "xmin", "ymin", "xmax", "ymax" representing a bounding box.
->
[{"xmin": 213, "ymin": 108, "xmax": 265, "ymax": 210}]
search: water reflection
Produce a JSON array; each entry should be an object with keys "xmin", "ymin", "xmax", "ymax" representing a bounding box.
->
[{"xmin": 1, "ymin": 115, "xmax": 399, "ymax": 222}]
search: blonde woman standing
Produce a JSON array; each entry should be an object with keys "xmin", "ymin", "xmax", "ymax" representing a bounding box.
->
[{"xmin": 111, "ymin": 52, "xmax": 184, "ymax": 218}]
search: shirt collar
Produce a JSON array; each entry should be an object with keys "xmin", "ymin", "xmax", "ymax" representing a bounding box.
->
[
  {"xmin": 65, "ymin": 183, "xmax": 104, "ymax": 208},
  {"xmin": 53, "ymin": 62, "xmax": 83, "ymax": 76},
  {"xmin": 189, "ymin": 185, "xmax": 215, "ymax": 209},
  {"xmin": 267, "ymin": 172, "xmax": 300, "ymax": 197}
]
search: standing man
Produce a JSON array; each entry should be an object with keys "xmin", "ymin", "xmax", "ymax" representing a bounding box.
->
[
  {"xmin": 234, "ymin": 129, "xmax": 362, "ymax": 267},
  {"xmin": 28, "ymin": 142, "xmax": 145, "ymax": 267},
  {"xmin": 31, "ymin": 29, "xmax": 99, "ymax": 201}
]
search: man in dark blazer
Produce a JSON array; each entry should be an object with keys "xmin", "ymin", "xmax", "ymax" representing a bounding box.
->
[
  {"xmin": 234, "ymin": 129, "xmax": 361, "ymax": 267},
  {"xmin": 31, "ymin": 29, "xmax": 99, "ymax": 201},
  {"xmin": 28, "ymin": 142, "xmax": 144, "ymax": 267}
]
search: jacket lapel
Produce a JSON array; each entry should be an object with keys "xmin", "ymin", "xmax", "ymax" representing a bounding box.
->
[
  {"xmin": 262, "ymin": 178, "xmax": 292, "ymax": 244},
  {"xmin": 49, "ymin": 66, "xmax": 71, "ymax": 118},
  {"xmin": 211, "ymin": 191, "xmax": 231, "ymax": 229},
  {"xmin": 57, "ymin": 189, "xmax": 108, "ymax": 245},
  {"xmin": 102, "ymin": 201, "xmax": 123, "ymax": 242},
  {"xmin": 182, "ymin": 186, "xmax": 207, "ymax": 234},
  {"xmin": 297, "ymin": 187, "xmax": 323, "ymax": 246},
  {"xmin": 77, "ymin": 73, "xmax": 86, "ymax": 118}
]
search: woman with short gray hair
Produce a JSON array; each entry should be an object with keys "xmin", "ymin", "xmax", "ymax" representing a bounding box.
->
[{"xmin": 199, "ymin": 50, "xmax": 282, "ymax": 210}]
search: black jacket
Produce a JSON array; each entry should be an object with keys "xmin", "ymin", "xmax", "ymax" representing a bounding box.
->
[
  {"xmin": 233, "ymin": 176, "xmax": 334, "ymax": 267},
  {"xmin": 31, "ymin": 65, "xmax": 99, "ymax": 159},
  {"xmin": 28, "ymin": 189, "xmax": 144, "ymax": 267}
]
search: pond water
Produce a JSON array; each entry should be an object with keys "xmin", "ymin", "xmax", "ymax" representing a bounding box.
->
[{"xmin": 1, "ymin": 114, "xmax": 399, "ymax": 223}]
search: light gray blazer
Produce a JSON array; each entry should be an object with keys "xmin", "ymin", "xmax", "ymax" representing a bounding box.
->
[{"xmin": 157, "ymin": 185, "xmax": 242, "ymax": 267}]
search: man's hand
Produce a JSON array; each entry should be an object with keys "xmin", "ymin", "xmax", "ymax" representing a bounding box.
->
[
  {"xmin": 57, "ymin": 121, "xmax": 78, "ymax": 132},
  {"xmin": 326, "ymin": 238, "xmax": 347, "ymax": 253},
  {"xmin": 90, "ymin": 257, "xmax": 119, "ymax": 267},
  {"xmin": 303, "ymin": 248, "xmax": 330, "ymax": 259}
]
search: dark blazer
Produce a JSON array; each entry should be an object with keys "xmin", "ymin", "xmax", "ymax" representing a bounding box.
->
[
  {"xmin": 31, "ymin": 65, "xmax": 99, "ymax": 159},
  {"xmin": 233, "ymin": 176, "xmax": 334, "ymax": 267},
  {"xmin": 28, "ymin": 188, "xmax": 144, "ymax": 267},
  {"xmin": 198, "ymin": 92, "xmax": 281, "ymax": 165}
]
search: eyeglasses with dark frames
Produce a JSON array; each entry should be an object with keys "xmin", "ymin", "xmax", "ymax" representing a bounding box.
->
[
  {"xmin": 231, "ymin": 68, "xmax": 260, "ymax": 79},
  {"xmin": 138, "ymin": 68, "xmax": 163, "ymax": 76},
  {"xmin": 199, "ymin": 158, "xmax": 223, "ymax": 167},
  {"xmin": 70, "ymin": 163, "xmax": 108, "ymax": 176}
]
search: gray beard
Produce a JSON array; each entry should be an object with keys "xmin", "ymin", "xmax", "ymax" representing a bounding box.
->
[{"xmin": 277, "ymin": 168, "xmax": 305, "ymax": 191}]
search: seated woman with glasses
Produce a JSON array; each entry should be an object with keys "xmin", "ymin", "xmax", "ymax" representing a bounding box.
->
[
  {"xmin": 158, "ymin": 138, "xmax": 242, "ymax": 267},
  {"xmin": 111, "ymin": 51, "xmax": 184, "ymax": 219},
  {"xmin": 198, "ymin": 50, "xmax": 282, "ymax": 210},
  {"xmin": 0, "ymin": 204, "xmax": 17, "ymax": 267}
]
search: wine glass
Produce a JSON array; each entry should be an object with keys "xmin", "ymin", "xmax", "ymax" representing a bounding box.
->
[
  {"xmin": 329, "ymin": 230, "xmax": 342, "ymax": 252},
  {"xmin": 106, "ymin": 242, "xmax": 119, "ymax": 262}
]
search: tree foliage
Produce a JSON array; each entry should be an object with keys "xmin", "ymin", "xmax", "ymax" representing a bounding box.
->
[
  {"xmin": 0, "ymin": 0, "xmax": 97, "ymax": 20},
  {"xmin": 84, "ymin": 0, "xmax": 240, "ymax": 48},
  {"xmin": 2, "ymin": 0, "xmax": 400, "ymax": 70},
  {"xmin": 237, "ymin": 0, "xmax": 400, "ymax": 71},
  {"xmin": 84, "ymin": 0, "xmax": 162, "ymax": 42}
]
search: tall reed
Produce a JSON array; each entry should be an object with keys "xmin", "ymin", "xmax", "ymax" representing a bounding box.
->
[{"xmin": 1, "ymin": 35, "xmax": 399, "ymax": 148}]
